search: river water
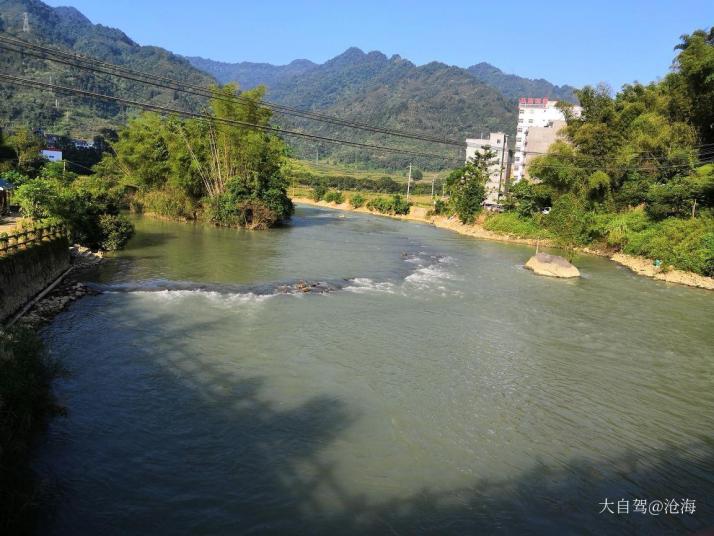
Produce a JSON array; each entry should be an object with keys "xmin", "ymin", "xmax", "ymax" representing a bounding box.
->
[{"xmin": 37, "ymin": 205, "xmax": 713, "ymax": 534}]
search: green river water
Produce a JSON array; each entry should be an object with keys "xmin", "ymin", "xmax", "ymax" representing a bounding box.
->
[{"xmin": 36, "ymin": 205, "xmax": 714, "ymax": 534}]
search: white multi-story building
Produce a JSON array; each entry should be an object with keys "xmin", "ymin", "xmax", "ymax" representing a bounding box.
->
[
  {"xmin": 465, "ymin": 132, "xmax": 507, "ymax": 207},
  {"xmin": 513, "ymin": 97, "xmax": 581, "ymax": 182}
]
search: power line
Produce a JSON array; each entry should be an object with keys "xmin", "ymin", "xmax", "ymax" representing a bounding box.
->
[
  {"xmin": 4, "ymin": 35, "xmax": 711, "ymax": 173},
  {"xmin": 0, "ymin": 72, "xmax": 464, "ymax": 162},
  {"xmin": 0, "ymin": 35, "xmax": 468, "ymax": 148}
]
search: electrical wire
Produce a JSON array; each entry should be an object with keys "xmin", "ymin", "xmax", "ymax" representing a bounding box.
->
[{"xmin": 0, "ymin": 72, "xmax": 464, "ymax": 163}]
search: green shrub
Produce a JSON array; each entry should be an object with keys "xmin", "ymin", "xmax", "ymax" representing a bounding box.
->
[
  {"xmin": 427, "ymin": 198, "xmax": 450, "ymax": 217},
  {"xmin": 451, "ymin": 177, "xmax": 485, "ymax": 224},
  {"xmin": 390, "ymin": 194, "xmax": 410, "ymax": 215},
  {"xmin": 136, "ymin": 188, "xmax": 197, "ymax": 220},
  {"xmin": 545, "ymin": 194, "xmax": 592, "ymax": 257},
  {"xmin": 98, "ymin": 214, "xmax": 135, "ymax": 251},
  {"xmin": 588, "ymin": 210, "xmax": 651, "ymax": 249},
  {"xmin": 203, "ymin": 195, "xmax": 282, "ymax": 229},
  {"xmin": 624, "ymin": 215, "xmax": 714, "ymax": 276},
  {"xmin": 311, "ymin": 183, "xmax": 327, "ymax": 201},
  {"xmin": 259, "ymin": 187, "xmax": 294, "ymax": 222},
  {"xmin": 0, "ymin": 169, "xmax": 30, "ymax": 188},
  {"xmin": 323, "ymin": 190, "xmax": 345, "ymax": 204},
  {"xmin": 15, "ymin": 179, "xmax": 58, "ymax": 220},
  {"xmin": 349, "ymin": 194, "xmax": 366, "ymax": 208},
  {"xmin": 366, "ymin": 194, "xmax": 411, "ymax": 215},
  {"xmin": 483, "ymin": 212, "xmax": 553, "ymax": 239},
  {"xmin": 504, "ymin": 181, "xmax": 553, "ymax": 217}
]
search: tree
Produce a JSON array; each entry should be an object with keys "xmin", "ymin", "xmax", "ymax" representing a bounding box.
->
[
  {"xmin": 112, "ymin": 113, "xmax": 171, "ymax": 189},
  {"xmin": 505, "ymin": 181, "xmax": 552, "ymax": 217},
  {"xmin": 545, "ymin": 194, "xmax": 591, "ymax": 260},
  {"xmin": 6, "ymin": 128, "xmax": 45, "ymax": 175},
  {"xmin": 645, "ymin": 164, "xmax": 714, "ymax": 219},
  {"xmin": 14, "ymin": 162, "xmax": 133, "ymax": 250},
  {"xmin": 107, "ymin": 84, "xmax": 293, "ymax": 227},
  {"xmin": 528, "ymin": 141, "xmax": 587, "ymax": 195},
  {"xmin": 446, "ymin": 149, "xmax": 494, "ymax": 224},
  {"xmin": 668, "ymin": 27, "xmax": 714, "ymax": 144},
  {"xmin": 0, "ymin": 129, "xmax": 16, "ymax": 169}
]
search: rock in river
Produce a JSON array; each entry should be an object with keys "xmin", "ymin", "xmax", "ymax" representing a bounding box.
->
[{"xmin": 525, "ymin": 252, "xmax": 580, "ymax": 279}]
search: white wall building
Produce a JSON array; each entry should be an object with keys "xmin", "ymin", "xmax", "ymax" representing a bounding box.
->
[
  {"xmin": 40, "ymin": 149, "xmax": 63, "ymax": 162},
  {"xmin": 465, "ymin": 132, "xmax": 507, "ymax": 207},
  {"xmin": 513, "ymin": 98, "xmax": 582, "ymax": 182}
]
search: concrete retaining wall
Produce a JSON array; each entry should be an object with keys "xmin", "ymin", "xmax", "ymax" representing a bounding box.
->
[{"xmin": 0, "ymin": 238, "xmax": 70, "ymax": 322}]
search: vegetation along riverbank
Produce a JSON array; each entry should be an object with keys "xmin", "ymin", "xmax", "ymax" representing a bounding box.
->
[{"xmin": 294, "ymin": 196, "xmax": 714, "ymax": 291}]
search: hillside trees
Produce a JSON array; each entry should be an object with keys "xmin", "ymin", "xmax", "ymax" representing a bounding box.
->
[
  {"xmin": 5, "ymin": 128, "xmax": 45, "ymax": 175},
  {"xmin": 667, "ymin": 27, "xmax": 714, "ymax": 145},
  {"xmin": 104, "ymin": 84, "xmax": 293, "ymax": 228}
]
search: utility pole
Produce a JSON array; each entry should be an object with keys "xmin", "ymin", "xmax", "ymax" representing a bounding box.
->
[
  {"xmin": 22, "ymin": 12, "xmax": 30, "ymax": 33},
  {"xmin": 406, "ymin": 163, "xmax": 412, "ymax": 201},
  {"xmin": 497, "ymin": 134, "xmax": 508, "ymax": 205},
  {"xmin": 431, "ymin": 174, "xmax": 435, "ymax": 199},
  {"xmin": 50, "ymin": 75, "xmax": 59, "ymax": 108},
  {"xmin": 315, "ymin": 145, "xmax": 319, "ymax": 165}
]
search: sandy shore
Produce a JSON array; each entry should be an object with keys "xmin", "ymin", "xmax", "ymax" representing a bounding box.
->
[{"xmin": 294, "ymin": 197, "xmax": 714, "ymax": 291}]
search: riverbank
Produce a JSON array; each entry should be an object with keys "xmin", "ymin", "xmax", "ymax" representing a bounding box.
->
[{"xmin": 293, "ymin": 197, "xmax": 714, "ymax": 291}]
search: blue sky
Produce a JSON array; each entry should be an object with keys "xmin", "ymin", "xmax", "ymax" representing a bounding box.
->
[{"xmin": 45, "ymin": 0, "xmax": 714, "ymax": 90}]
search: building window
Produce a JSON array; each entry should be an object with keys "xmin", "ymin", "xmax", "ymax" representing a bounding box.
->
[{"xmin": 528, "ymin": 119, "xmax": 534, "ymax": 123}]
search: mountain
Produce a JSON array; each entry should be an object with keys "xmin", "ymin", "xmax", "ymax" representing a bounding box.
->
[
  {"xmin": 466, "ymin": 62, "xmax": 578, "ymax": 102},
  {"xmin": 0, "ymin": 0, "xmax": 575, "ymax": 170},
  {"xmin": 189, "ymin": 53, "xmax": 578, "ymax": 106},
  {"xmin": 0, "ymin": 0, "xmax": 215, "ymax": 136},
  {"xmin": 187, "ymin": 49, "xmax": 578, "ymax": 168},
  {"xmin": 188, "ymin": 48, "xmax": 521, "ymax": 169},
  {"xmin": 185, "ymin": 56, "xmax": 317, "ymax": 90}
]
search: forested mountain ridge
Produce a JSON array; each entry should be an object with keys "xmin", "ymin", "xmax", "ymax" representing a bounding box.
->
[
  {"xmin": 189, "ymin": 48, "xmax": 519, "ymax": 169},
  {"xmin": 190, "ymin": 51, "xmax": 578, "ymax": 105},
  {"xmin": 187, "ymin": 48, "xmax": 580, "ymax": 168},
  {"xmin": 466, "ymin": 62, "xmax": 577, "ymax": 102},
  {"xmin": 1, "ymin": 0, "xmax": 568, "ymax": 169},
  {"xmin": 0, "ymin": 0, "xmax": 215, "ymax": 135},
  {"xmin": 185, "ymin": 56, "xmax": 317, "ymax": 90}
]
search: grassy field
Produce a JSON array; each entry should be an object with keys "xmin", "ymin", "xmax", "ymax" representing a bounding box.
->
[
  {"xmin": 290, "ymin": 185, "xmax": 438, "ymax": 209},
  {"xmin": 285, "ymin": 159, "xmax": 447, "ymax": 185}
]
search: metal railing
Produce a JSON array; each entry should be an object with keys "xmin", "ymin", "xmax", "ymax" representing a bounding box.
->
[{"xmin": 0, "ymin": 224, "xmax": 67, "ymax": 256}]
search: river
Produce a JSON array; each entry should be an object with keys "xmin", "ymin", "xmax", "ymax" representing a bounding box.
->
[{"xmin": 36, "ymin": 205, "xmax": 714, "ymax": 534}]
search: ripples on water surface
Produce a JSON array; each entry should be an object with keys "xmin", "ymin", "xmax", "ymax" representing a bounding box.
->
[{"xmin": 36, "ymin": 206, "xmax": 714, "ymax": 534}]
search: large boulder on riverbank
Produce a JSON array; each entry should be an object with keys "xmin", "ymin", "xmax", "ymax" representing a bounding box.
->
[{"xmin": 525, "ymin": 252, "xmax": 580, "ymax": 278}]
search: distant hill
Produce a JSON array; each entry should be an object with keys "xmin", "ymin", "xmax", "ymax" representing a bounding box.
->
[
  {"xmin": 187, "ymin": 49, "xmax": 578, "ymax": 168},
  {"xmin": 185, "ymin": 56, "xmax": 317, "ymax": 90},
  {"xmin": 0, "ymin": 0, "xmax": 577, "ymax": 170},
  {"xmin": 0, "ymin": 0, "xmax": 215, "ymax": 136},
  {"xmin": 188, "ymin": 48, "xmax": 523, "ymax": 169},
  {"xmin": 466, "ymin": 62, "xmax": 578, "ymax": 103}
]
